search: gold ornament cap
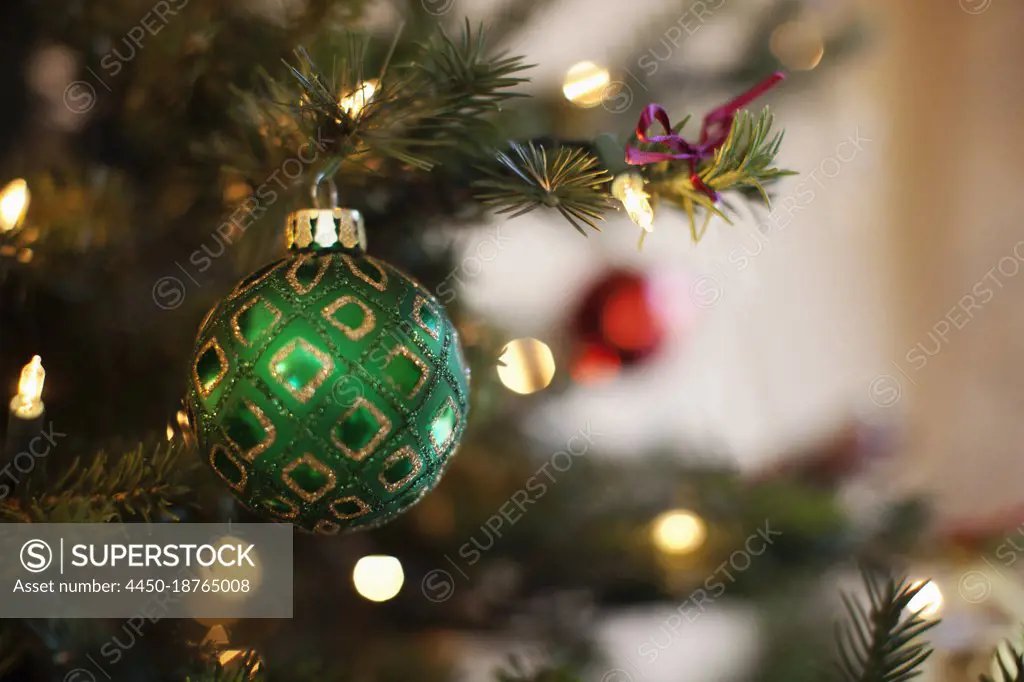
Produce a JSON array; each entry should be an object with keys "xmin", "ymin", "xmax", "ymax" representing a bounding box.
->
[{"xmin": 286, "ymin": 176, "xmax": 367, "ymax": 253}]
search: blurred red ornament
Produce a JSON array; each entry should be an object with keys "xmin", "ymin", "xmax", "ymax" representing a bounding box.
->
[{"xmin": 570, "ymin": 270, "xmax": 665, "ymax": 382}]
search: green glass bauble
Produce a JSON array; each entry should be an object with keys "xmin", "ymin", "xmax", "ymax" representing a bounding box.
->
[{"xmin": 184, "ymin": 206, "xmax": 470, "ymax": 533}]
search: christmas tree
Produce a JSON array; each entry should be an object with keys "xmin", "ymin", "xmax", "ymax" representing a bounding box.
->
[{"xmin": 1, "ymin": 0, "xmax": 1020, "ymax": 680}]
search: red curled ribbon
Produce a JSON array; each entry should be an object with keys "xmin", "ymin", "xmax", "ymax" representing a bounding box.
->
[{"xmin": 625, "ymin": 71, "xmax": 785, "ymax": 201}]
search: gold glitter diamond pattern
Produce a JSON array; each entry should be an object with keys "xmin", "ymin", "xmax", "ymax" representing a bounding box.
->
[
  {"xmin": 428, "ymin": 396, "xmax": 462, "ymax": 454},
  {"xmin": 209, "ymin": 445, "xmax": 247, "ymax": 493},
  {"xmin": 322, "ymin": 295, "xmax": 376, "ymax": 341},
  {"xmin": 268, "ymin": 338, "xmax": 335, "ymax": 404},
  {"xmin": 379, "ymin": 446, "xmax": 424, "ymax": 493},
  {"xmin": 230, "ymin": 296, "xmax": 283, "ymax": 347},
  {"xmin": 193, "ymin": 338, "xmax": 229, "ymax": 399},
  {"xmin": 330, "ymin": 495, "xmax": 371, "ymax": 521},
  {"xmin": 412, "ymin": 296, "xmax": 441, "ymax": 340},
  {"xmin": 342, "ymin": 255, "xmax": 387, "ymax": 292},
  {"xmin": 264, "ymin": 496, "xmax": 299, "ymax": 520},
  {"xmin": 314, "ymin": 519, "xmax": 341, "ymax": 535},
  {"xmin": 224, "ymin": 398, "xmax": 277, "ymax": 462},
  {"xmin": 383, "ymin": 345, "xmax": 431, "ymax": 399},
  {"xmin": 282, "ymin": 453, "xmax": 337, "ymax": 503},
  {"xmin": 330, "ymin": 397, "xmax": 391, "ymax": 462},
  {"xmin": 286, "ymin": 253, "xmax": 333, "ymax": 295}
]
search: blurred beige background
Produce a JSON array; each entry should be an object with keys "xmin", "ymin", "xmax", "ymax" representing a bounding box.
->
[{"xmin": 454, "ymin": 0, "xmax": 1024, "ymax": 528}]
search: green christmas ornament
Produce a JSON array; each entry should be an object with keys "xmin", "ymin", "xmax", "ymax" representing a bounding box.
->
[{"xmin": 184, "ymin": 182, "xmax": 470, "ymax": 533}]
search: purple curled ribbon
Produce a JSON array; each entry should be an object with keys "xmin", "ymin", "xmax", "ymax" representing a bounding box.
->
[{"xmin": 625, "ymin": 72, "xmax": 785, "ymax": 201}]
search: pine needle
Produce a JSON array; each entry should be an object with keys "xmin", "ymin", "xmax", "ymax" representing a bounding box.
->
[
  {"xmin": 644, "ymin": 106, "xmax": 793, "ymax": 242},
  {"xmin": 834, "ymin": 569, "xmax": 938, "ymax": 682},
  {"xmin": 2, "ymin": 442, "xmax": 196, "ymax": 523},
  {"xmin": 242, "ymin": 22, "xmax": 532, "ymax": 172},
  {"xmin": 982, "ymin": 640, "xmax": 1024, "ymax": 682},
  {"xmin": 475, "ymin": 142, "xmax": 613, "ymax": 234}
]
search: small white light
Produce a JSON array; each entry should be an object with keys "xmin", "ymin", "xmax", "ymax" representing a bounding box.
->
[
  {"xmin": 10, "ymin": 355, "xmax": 45, "ymax": 419},
  {"xmin": 612, "ymin": 173, "xmax": 654, "ymax": 231},
  {"xmin": 651, "ymin": 509, "xmax": 707, "ymax": 555},
  {"xmin": 339, "ymin": 80, "xmax": 378, "ymax": 117},
  {"xmin": 0, "ymin": 179, "xmax": 30, "ymax": 233},
  {"xmin": 353, "ymin": 555, "xmax": 404, "ymax": 602},
  {"xmin": 906, "ymin": 580, "xmax": 943, "ymax": 619}
]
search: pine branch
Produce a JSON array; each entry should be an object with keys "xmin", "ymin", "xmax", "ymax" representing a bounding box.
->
[
  {"xmin": 234, "ymin": 22, "xmax": 532, "ymax": 174},
  {"xmin": 982, "ymin": 640, "xmax": 1024, "ymax": 682},
  {"xmin": 834, "ymin": 569, "xmax": 938, "ymax": 682},
  {"xmin": 1, "ymin": 442, "xmax": 196, "ymax": 523},
  {"xmin": 645, "ymin": 107, "xmax": 794, "ymax": 241},
  {"xmin": 406, "ymin": 20, "xmax": 533, "ymax": 140},
  {"xmin": 475, "ymin": 142, "xmax": 613, "ymax": 234},
  {"xmin": 700, "ymin": 107, "xmax": 794, "ymax": 203}
]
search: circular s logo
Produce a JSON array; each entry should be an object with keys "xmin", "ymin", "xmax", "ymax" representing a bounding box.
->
[{"xmin": 21, "ymin": 539, "xmax": 53, "ymax": 573}]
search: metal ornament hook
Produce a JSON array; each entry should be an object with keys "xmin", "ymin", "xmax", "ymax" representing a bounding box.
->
[
  {"xmin": 310, "ymin": 174, "xmax": 339, "ymax": 209},
  {"xmin": 287, "ymin": 174, "xmax": 366, "ymax": 253}
]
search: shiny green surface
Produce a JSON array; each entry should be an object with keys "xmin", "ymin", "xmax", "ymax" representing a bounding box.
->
[{"xmin": 185, "ymin": 251, "xmax": 470, "ymax": 533}]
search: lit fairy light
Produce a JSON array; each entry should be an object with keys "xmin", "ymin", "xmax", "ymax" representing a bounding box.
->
[
  {"xmin": 10, "ymin": 355, "xmax": 45, "ymax": 419},
  {"xmin": 651, "ymin": 509, "xmax": 707, "ymax": 555},
  {"xmin": 195, "ymin": 535, "xmax": 263, "ymax": 601},
  {"xmin": 353, "ymin": 555, "xmax": 405, "ymax": 602},
  {"xmin": 611, "ymin": 172, "xmax": 654, "ymax": 231},
  {"xmin": 0, "ymin": 179, "xmax": 30, "ymax": 233},
  {"xmin": 562, "ymin": 61, "xmax": 611, "ymax": 108},
  {"xmin": 906, "ymin": 580, "xmax": 943, "ymax": 619},
  {"xmin": 339, "ymin": 79, "xmax": 378, "ymax": 117},
  {"xmin": 497, "ymin": 338, "xmax": 556, "ymax": 395}
]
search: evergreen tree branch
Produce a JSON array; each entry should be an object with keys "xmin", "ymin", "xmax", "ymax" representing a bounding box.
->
[
  {"xmin": 0, "ymin": 443, "xmax": 196, "ymax": 523},
  {"xmin": 982, "ymin": 639, "xmax": 1024, "ymax": 682},
  {"xmin": 834, "ymin": 569, "xmax": 938, "ymax": 682},
  {"xmin": 644, "ymin": 107, "xmax": 794, "ymax": 241},
  {"xmin": 233, "ymin": 21, "xmax": 531, "ymax": 174},
  {"xmin": 474, "ymin": 142, "xmax": 613, "ymax": 235}
]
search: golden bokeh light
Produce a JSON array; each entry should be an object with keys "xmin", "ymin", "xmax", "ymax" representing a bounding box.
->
[
  {"xmin": 651, "ymin": 509, "xmax": 707, "ymax": 555},
  {"xmin": 497, "ymin": 338, "xmax": 556, "ymax": 395},
  {"xmin": 339, "ymin": 79, "xmax": 378, "ymax": 117},
  {"xmin": 770, "ymin": 21, "xmax": 825, "ymax": 71},
  {"xmin": 562, "ymin": 61, "xmax": 611, "ymax": 108},
  {"xmin": 906, "ymin": 580, "xmax": 943, "ymax": 619},
  {"xmin": 0, "ymin": 179, "xmax": 30, "ymax": 232},
  {"xmin": 353, "ymin": 555, "xmax": 404, "ymax": 602},
  {"xmin": 195, "ymin": 535, "xmax": 262, "ymax": 601}
]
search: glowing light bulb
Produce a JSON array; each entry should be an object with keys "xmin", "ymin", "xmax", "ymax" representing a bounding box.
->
[
  {"xmin": 10, "ymin": 355, "xmax": 45, "ymax": 419},
  {"xmin": 353, "ymin": 555, "xmax": 404, "ymax": 602},
  {"xmin": 497, "ymin": 338, "xmax": 556, "ymax": 395},
  {"xmin": 651, "ymin": 509, "xmax": 707, "ymax": 555},
  {"xmin": 339, "ymin": 80, "xmax": 378, "ymax": 117},
  {"xmin": 166, "ymin": 422, "xmax": 175, "ymax": 441},
  {"xmin": 906, "ymin": 580, "xmax": 943, "ymax": 619},
  {"xmin": 612, "ymin": 173, "xmax": 654, "ymax": 231},
  {"xmin": 0, "ymin": 179, "xmax": 30, "ymax": 233},
  {"xmin": 196, "ymin": 535, "xmax": 262, "ymax": 599},
  {"xmin": 562, "ymin": 61, "xmax": 611, "ymax": 108}
]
